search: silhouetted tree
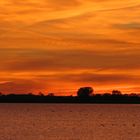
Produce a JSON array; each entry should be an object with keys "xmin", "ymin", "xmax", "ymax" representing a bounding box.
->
[
  {"xmin": 77, "ymin": 87, "xmax": 93, "ymax": 97},
  {"xmin": 28, "ymin": 93, "xmax": 33, "ymax": 95},
  {"xmin": 130, "ymin": 93, "xmax": 137, "ymax": 97},
  {"xmin": 112, "ymin": 90, "xmax": 122, "ymax": 95},
  {"xmin": 39, "ymin": 92, "xmax": 45, "ymax": 96},
  {"xmin": 47, "ymin": 93, "xmax": 55, "ymax": 97}
]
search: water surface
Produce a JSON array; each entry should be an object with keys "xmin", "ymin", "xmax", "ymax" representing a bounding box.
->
[{"xmin": 0, "ymin": 104, "xmax": 140, "ymax": 140}]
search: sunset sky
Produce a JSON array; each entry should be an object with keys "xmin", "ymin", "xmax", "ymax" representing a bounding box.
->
[{"xmin": 0, "ymin": 0, "xmax": 140, "ymax": 95}]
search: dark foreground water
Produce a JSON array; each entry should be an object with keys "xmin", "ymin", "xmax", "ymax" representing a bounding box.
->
[{"xmin": 0, "ymin": 104, "xmax": 140, "ymax": 140}]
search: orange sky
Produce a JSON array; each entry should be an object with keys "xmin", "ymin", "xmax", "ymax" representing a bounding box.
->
[{"xmin": 0, "ymin": 0, "xmax": 140, "ymax": 95}]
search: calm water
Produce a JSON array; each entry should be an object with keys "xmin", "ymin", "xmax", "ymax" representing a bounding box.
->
[{"xmin": 0, "ymin": 104, "xmax": 140, "ymax": 140}]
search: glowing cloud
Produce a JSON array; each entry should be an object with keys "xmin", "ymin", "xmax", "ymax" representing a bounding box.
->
[{"xmin": 0, "ymin": 0, "xmax": 140, "ymax": 94}]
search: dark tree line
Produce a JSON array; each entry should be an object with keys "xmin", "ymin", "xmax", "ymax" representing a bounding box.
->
[{"xmin": 0, "ymin": 87, "xmax": 140, "ymax": 103}]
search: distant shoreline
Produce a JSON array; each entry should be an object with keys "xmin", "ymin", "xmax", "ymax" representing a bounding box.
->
[{"xmin": 0, "ymin": 93, "xmax": 140, "ymax": 104}]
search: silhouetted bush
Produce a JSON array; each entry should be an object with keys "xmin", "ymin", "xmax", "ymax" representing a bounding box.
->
[
  {"xmin": 39, "ymin": 92, "xmax": 45, "ymax": 96},
  {"xmin": 47, "ymin": 93, "xmax": 55, "ymax": 97},
  {"xmin": 112, "ymin": 90, "xmax": 122, "ymax": 95},
  {"xmin": 77, "ymin": 87, "xmax": 93, "ymax": 97}
]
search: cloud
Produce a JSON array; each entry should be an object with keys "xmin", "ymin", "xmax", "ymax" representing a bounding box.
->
[
  {"xmin": 0, "ymin": 48, "xmax": 140, "ymax": 72},
  {"xmin": 48, "ymin": 73, "xmax": 140, "ymax": 85},
  {"xmin": 0, "ymin": 80, "xmax": 47, "ymax": 94},
  {"xmin": 0, "ymin": 0, "xmax": 140, "ymax": 94},
  {"xmin": 0, "ymin": 0, "xmax": 140, "ymax": 24},
  {"xmin": 35, "ymin": 71, "xmax": 139, "ymax": 83},
  {"xmin": 114, "ymin": 22, "xmax": 140, "ymax": 30},
  {"xmin": 0, "ymin": 72, "xmax": 139, "ymax": 94}
]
